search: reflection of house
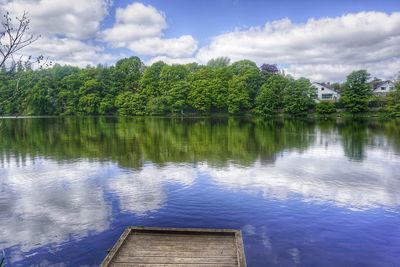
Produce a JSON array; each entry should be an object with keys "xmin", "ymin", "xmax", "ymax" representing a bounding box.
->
[
  {"xmin": 312, "ymin": 82, "xmax": 340, "ymax": 102},
  {"xmin": 371, "ymin": 80, "xmax": 395, "ymax": 96}
]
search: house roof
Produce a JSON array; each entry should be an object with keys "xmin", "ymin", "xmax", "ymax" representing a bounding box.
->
[
  {"xmin": 312, "ymin": 82, "xmax": 340, "ymax": 93},
  {"xmin": 372, "ymin": 80, "xmax": 394, "ymax": 91}
]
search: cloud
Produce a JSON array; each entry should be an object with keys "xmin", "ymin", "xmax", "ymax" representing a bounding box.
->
[
  {"xmin": 0, "ymin": 158, "xmax": 111, "ymax": 253},
  {"xmin": 2, "ymin": 2, "xmax": 399, "ymax": 80},
  {"xmin": 1, "ymin": 0, "xmax": 113, "ymax": 67},
  {"xmin": 0, "ymin": 157, "xmax": 196, "ymax": 265},
  {"xmin": 286, "ymin": 58, "xmax": 400, "ymax": 81},
  {"xmin": 197, "ymin": 12, "xmax": 400, "ymax": 81},
  {"xmin": 103, "ymin": 2, "xmax": 166, "ymax": 45},
  {"xmin": 146, "ymin": 56, "xmax": 199, "ymax": 66},
  {"xmin": 200, "ymin": 131, "xmax": 400, "ymax": 210},
  {"xmin": 103, "ymin": 2, "xmax": 198, "ymax": 59},
  {"xmin": 1, "ymin": 0, "xmax": 110, "ymax": 39},
  {"xmin": 24, "ymin": 37, "xmax": 117, "ymax": 67},
  {"xmin": 108, "ymin": 164, "xmax": 196, "ymax": 214},
  {"xmin": 128, "ymin": 36, "xmax": 197, "ymax": 58}
]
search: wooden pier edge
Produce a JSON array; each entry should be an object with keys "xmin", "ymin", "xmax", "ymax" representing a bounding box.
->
[{"xmin": 100, "ymin": 226, "xmax": 247, "ymax": 267}]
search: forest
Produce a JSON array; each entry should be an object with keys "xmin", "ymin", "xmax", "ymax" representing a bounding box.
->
[{"xmin": 0, "ymin": 56, "xmax": 399, "ymax": 117}]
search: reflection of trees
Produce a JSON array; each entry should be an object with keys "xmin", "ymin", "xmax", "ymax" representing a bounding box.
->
[
  {"xmin": 338, "ymin": 118, "xmax": 369, "ymax": 161},
  {"xmin": 367, "ymin": 119, "xmax": 400, "ymax": 152},
  {"xmin": 0, "ymin": 117, "xmax": 399, "ymax": 167},
  {"xmin": 254, "ymin": 118, "xmax": 316, "ymax": 164}
]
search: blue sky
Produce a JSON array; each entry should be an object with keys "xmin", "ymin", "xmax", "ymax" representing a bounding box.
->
[
  {"xmin": 1, "ymin": 0, "xmax": 400, "ymax": 81},
  {"xmin": 108, "ymin": 0, "xmax": 400, "ymax": 41}
]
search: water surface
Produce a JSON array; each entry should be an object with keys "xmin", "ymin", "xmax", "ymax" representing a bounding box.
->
[{"xmin": 0, "ymin": 117, "xmax": 399, "ymax": 266}]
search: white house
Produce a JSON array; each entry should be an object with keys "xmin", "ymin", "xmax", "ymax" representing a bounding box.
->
[
  {"xmin": 372, "ymin": 80, "xmax": 395, "ymax": 96},
  {"xmin": 312, "ymin": 82, "xmax": 340, "ymax": 102}
]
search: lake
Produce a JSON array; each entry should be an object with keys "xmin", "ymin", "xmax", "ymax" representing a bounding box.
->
[{"xmin": 0, "ymin": 117, "xmax": 399, "ymax": 267}]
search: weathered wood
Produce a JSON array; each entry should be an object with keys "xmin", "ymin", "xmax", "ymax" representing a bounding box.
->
[{"xmin": 100, "ymin": 227, "xmax": 246, "ymax": 267}]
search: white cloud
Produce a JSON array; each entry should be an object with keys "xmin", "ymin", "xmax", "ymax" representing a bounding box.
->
[
  {"xmin": 103, "ymin": 2, "xmax": 198, "ymax": 59},
  {"xmin": 108, "ymin": 164, "xmax": 196, "ymax": 214},
  {"xmin": 0, "ymin": 157, "xmax": 196, "ymax": 265},
  {"xmin": 23, "ymin": 37, "xmax": 117, "ymax": 67},
  {"xmin": 146, "ymin": 55, "xmax": 199, "ymax": 66},
  {"xmin": 128, "ymin": 36, "xmax": 197, "ymax": 58},
  {"xmin": 0, "ymin": 158, "xmax": 111, "ymax": 253},
  {"xmin": 197, "ymin": 12, "xmax": 400, "ymax": 81},
  {"xmin": 286, "ymin": 58, "xmax": 400, "ymax": 81},
  {"xmin": 2, "ymin": 2, "xmax": 399, "ymax": 80},
  {"xmin": 103, "ymin": 2, "xmax": 166, "ymax": 45},
  {"xmin": 200, "ymin": 132, "xmax": 400, "ymax": 210},
  {"xmin": 1, "ymin": 0, "xmax": 113, "ymax": 67},
  {"xmin": 2, "ymin": 0, "xmax": 110, "ymax": 39}
]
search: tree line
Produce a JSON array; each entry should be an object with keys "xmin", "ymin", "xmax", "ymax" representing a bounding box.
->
[{"xmin": 0, "ymin": 56, "xmax": 399, "ymax": 117}]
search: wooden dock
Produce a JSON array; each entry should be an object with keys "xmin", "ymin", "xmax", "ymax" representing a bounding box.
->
[{"xmin": 100, "ymin": 226, "xmax": 246, "ymax": 267}]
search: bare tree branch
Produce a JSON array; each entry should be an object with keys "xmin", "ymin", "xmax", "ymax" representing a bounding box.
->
[{"xmin": 0, "ymin": 11, "xmax": 40, "ymax": 70}]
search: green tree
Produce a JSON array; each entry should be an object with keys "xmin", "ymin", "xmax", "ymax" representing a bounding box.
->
[
  {"xmin": 386, "ymin": 82, "xmax": 400, "ymax": 117},
  {"xmin": 188, "ymin": 68, "xmax": 214, "ymax": 112},
  {"xmin": 78, "ymin": 93, "xmax": 101, "ymax": 115},
  {"xmin": 227, "ymin": 75, "xmax": 251, "ymax": 114},
  {"xmin": 115, "ymin": 91, "xmax": 146, "ymax": 116},
  {"xmin": 57, "ymin": 72, "xmax": 83, "ymax": 115},
  {"xmin": 255, "ymin": 74, "xmax": 289, "ymax": 115},
  {"xmin": 167, "ymin": 81, "xmax": 190, "ymax": 114},
  {"xmin": 341, "ymin": 70, "xmax": 371, "ymax": 113},
  {"xmin": 207, "ymin": 57, "xmax": 230, "ymax": 68},
  {"xmin": 77, "ymin": 79, "xmax": 105, "ymax": 115},
  {"xmin": 283, "ymin": 78, "xmax": 315, "ymax": 116},
  {"xmin": 140, "ymin": 61, "xmax": 166, "ymax": 98},
  {"xmin": 114, "ymin": 57, "xmax": 144, "ymax": 91},
  {"xmin": 26, "ymin": 78, "xmax": 55, "ymax": 115},
  {"xmin": 229, "ymin": 60, "xmax": 262, "ymax": 101}
]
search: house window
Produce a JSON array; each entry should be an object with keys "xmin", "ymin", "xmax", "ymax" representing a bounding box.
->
[
  {"xmin": 321, "ymin": 88, "xmax": 325, "ymax": 91},
  {"xmin": 321, "ymin": 94, "xmax": 333, "ymax": 99},
  {"xmin": 381, "ymin": 87, "xmax": 385, "ymax": 90}
]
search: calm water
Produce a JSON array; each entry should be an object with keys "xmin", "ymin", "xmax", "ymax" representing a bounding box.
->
[{"xmin": 0, "ymin": 117, "xmax": 400, "ymax": 267}]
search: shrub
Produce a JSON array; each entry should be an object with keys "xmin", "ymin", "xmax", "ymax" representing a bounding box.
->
[
  {"xmin": 385, "ymin": 86, "xmax": 400, "ymax": 117},
  {"xmin": 368, "ymin": 95, "xmax": 387, "ymax": 109},
  {"xmin": 316, "ymin": 101, "xmax": 336, "ymax": 115}
]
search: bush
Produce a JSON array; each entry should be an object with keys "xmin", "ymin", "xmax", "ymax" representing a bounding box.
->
[
  {"xmin": 334, "ymin": 101, "xmax": 345, "ymax": 109},
  {"xmin": 316, "ymin": 101, "xmax": 336, "ymax": 115},
  {"xmin": 385, "ymin": 86, "xmax": 400, "ymax": 117},
  {"xmin": 368, "ymin": 95, "xmax": 387, "ymax": 109}
]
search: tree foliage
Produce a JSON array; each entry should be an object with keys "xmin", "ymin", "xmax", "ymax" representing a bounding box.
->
[
  {"xmin": 255, "ymin": 74, "xmax": 289, "ymax": 115},
  {"xmin": 207, "ymin": 57, "xmax": 231, "ymax": 68},
  {"xmin": 283, "ymin": 78, "xmax": 316, "ymax": 116},
  {"xmin": 0, "ymin": 57, "xmax": 391, "ymax": 117},
  {"xmin": 341, "ymin": 70, "xmax": 371, "ymax": 113},
  {"xmin": 386, "ymin": 82, "xmax": 400, "ymax": 117}
]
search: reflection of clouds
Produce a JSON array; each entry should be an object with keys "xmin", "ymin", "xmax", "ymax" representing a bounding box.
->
[
  {"xmin": 202, "ymin": 144, "xmax": 400, "ymax": 210},
  {"xmin": 243, "ymin": 225, "xmax": 272, "ymax": 253},
  {"xmin": 0, "ymin": 158, "xmax": 111, "ymax": 252},
  {"xmin": 108, "ymin": 164, "xmax": 196, "ymax": 214}
]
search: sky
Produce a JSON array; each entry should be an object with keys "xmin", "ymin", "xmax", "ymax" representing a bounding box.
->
[{"xmin": 1, "ymin": 0, "xmax": 400, "ymax": 81}]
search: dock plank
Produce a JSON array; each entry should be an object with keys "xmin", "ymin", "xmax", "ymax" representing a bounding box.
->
[{"xmin": 101, "ymin": 227, "xmax": 246, "ymax": 267}]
